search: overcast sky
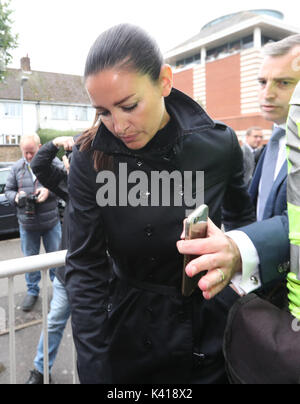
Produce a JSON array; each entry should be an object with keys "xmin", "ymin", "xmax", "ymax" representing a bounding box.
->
[{"xmin": 7, "ymin": 0, "xmax": 300, "ymax": 76}]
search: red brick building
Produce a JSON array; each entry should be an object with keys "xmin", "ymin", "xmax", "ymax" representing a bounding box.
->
[{"xmin": 164, "ymin": 9, "xmax": 300, "ymax": 142}]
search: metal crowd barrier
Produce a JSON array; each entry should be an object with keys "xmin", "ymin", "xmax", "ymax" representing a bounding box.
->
[{"xmin": 0, "ymin": 250, "xmax": 78, "ymax": 384}]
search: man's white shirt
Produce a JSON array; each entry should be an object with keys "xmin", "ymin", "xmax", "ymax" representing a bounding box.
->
[{"xmin": 228, "ymin": 124, "xmax": 286, "ymax": 295}]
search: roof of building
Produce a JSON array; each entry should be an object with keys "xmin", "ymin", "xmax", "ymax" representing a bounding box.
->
[
  {"xmin": 165, "ymin": 9, "xmax": 299, "ymax": 61},
  {"xmin": 169, "ymin": 11, "xmax": 261, "ymax": 52},
  {"xmin": 0, "ymin": 68, "xmax": 90, "ymax": 105}
]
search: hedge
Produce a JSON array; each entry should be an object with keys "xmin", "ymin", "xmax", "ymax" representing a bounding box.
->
[{"xmin": 37, "ymin": 129, "xmax": 79, "ymax": 160}]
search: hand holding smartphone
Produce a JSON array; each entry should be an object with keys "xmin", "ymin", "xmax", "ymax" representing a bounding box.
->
[{"xmin": 181, "ymin": 204, "xmax": 208, "ymax": 297}]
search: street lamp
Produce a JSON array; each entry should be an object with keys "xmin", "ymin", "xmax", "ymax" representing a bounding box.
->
[{"xmin": 20, "ymin": 75, "xmax": 28, "ymax": 138}]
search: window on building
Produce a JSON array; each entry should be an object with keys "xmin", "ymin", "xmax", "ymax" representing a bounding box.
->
[
  {"xmin": 228, "ymin": 40, "xmax": 241, "ymax": 53},
  {"xmin": 4, "ymin": 103, "xmax": 21, "ymax": 117},
  {"xmin": 205, "ymin": 34, "xmax": 254, "ymax": 62},
  {"xmin": 175, "ymin": 53, "xmax": 201, "ymax": 68},
  {"xmin": 262, "ymin": 35, "xmax": 276, "ymax": 46},
  {"xmin": 51, "ymin": 105, "xmax": 69, "ymax": 120},
  {"xmin": 88, "ymin": 107, "xmax": 96, "ymax": 122},
  {"xmin": 241, "ymin": 35, "xmax": 253, "ymax": 49},
  {"xmin": 0, "ymin": 134, "xmax": 21, "ymax": 145},
  {"xmin": 73, "ymin": 106, "xmax": 88, "ymax": 121},
  {"xmin": 206, "ymin": 48, "xmax": 217, "ymax": 61}
]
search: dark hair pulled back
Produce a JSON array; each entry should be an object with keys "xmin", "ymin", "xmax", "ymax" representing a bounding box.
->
[
  {"xmin": 84, "ymin": 23, "xmax": 163, "ymax": 82},
  {"xmin": 77, "ymin": 24, "xmax": 164, "ymax": 170}
]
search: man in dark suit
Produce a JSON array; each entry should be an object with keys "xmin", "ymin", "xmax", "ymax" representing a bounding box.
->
[
  {"xmin": 177, "ymin": 34, "xmax": 300, "ymax": 299},
  {"xmin": 241, "ymin": 127, "xmax": 264, "ymax": 187}
]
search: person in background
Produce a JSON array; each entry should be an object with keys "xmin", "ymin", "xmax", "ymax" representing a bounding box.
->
[
  {"xmin": 5, "ymin": 134, "xmax": 62, "ymax": 312},
  {"xmin": 178, "ymin": 34, "xmax": 300, "ymax": 301},
  {"xmin": 25, "ymin": 136, "xmax": 74, "ymax": 384},
  {"xmin": 241, "ymin": 127, "xmax": 264, "ymax": 187}
]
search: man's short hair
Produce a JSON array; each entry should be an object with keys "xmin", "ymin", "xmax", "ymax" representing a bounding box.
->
[
  {"xmin": 20, "ymin": 134, "xmax": 41, "ymax": 147},
  {"xmin": 246, "ymin": 127, "xmax": 263, "ymax": 137},
  {"xmin": 262, "ymin": 34, "xmax": 300, "ymax": 57}
]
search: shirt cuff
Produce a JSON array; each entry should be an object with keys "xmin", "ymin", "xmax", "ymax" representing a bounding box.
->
[{"xmin": 226, "ymin": 230, "xmax": 262, "ymax": 294}]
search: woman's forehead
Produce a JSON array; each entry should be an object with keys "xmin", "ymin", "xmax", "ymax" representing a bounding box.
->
[{"xmin": 85, "ymin": 69, "xmax": 151, "ymax": 107}]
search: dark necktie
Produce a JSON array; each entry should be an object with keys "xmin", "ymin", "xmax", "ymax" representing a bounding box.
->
[{"xmin": 257, "ymin": 127, "xmax": 285, "ymax": 221}]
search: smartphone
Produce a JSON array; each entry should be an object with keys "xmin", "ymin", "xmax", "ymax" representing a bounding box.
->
[{"xmin": 181, "ymin": 204, "xmax": 208, "ymax": 297}]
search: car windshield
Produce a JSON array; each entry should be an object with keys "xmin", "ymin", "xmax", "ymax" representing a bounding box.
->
[{"xmin": 0, "ymin": 169, "xmax": 10, "ymax": 194}]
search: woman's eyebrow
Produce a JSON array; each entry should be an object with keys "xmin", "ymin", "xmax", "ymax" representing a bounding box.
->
[{"xmin": 94, "ymin": 94, "xmax": 136, "ymax": 109}]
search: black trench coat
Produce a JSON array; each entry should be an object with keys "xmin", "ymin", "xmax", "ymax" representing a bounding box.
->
[{"xmin": 65, "ymin": 88, "xmax": 255, "ymax": 384}]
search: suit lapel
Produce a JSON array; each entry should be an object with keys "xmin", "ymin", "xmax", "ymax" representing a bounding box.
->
[
  {"xmin": 262, "ymin": 161, "xmax": 287, "ymax": 220},
  {"xmin": 248, "ymin": 149, "xmax": 287, "ymax": 219}
]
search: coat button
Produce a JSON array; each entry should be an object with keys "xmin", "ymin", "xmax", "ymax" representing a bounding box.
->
[
  {"xmin": 144, "ymin": 339, "xmax": 152, "ymax": 348},
  {"xmin": 146, "ymin": 307, "xmax": 153, "ymax": 315},
  {"xmin": 145, "ymin": 224, "xmax": 153, "ymax": 237},
  {"xmin": 193, "ymin": 352, "xmax": 206, "ymax": 367}
]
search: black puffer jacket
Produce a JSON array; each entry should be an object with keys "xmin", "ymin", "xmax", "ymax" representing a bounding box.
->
[
  {"xmin": 65, "ymin": 88, "xmax": 255, "ymax": 384},
  {"xmin": 5, "ymin": 156, "xmax": 62, "ymax": 231}
]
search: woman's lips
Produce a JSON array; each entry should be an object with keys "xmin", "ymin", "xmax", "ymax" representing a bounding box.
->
[{"xmin": 120, "ymin": 133, "xmax": 139, "ymax": 143}]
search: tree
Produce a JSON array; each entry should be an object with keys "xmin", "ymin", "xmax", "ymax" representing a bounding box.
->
[{"xmin": 0, "ymin": 0, "xmax": 18, "ymax": 82}]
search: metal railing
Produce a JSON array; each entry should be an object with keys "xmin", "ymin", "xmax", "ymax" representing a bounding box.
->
[{"xmin": 0, "ymin": 250, "xmax": 78, "ymax": 384}]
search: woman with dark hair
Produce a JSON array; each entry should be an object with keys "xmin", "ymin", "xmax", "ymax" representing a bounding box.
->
[{"xmin": 65, "ymin": 23, "xmax": 255, "ymax": 384}]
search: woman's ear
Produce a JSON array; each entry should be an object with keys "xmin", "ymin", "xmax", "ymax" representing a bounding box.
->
[{"xmin": 159, "ymin": 64, "xmax": 173, "ymax": 97}]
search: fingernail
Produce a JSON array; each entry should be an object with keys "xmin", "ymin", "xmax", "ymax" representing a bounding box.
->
[
  {"xmin": 186, "ymin": 265, "xmax": 196, "ymax": 277},
  {"xmin": 203, "ymin": 291, "xmax": 211, "ymax": 300},
  {"xmin": 199, "ymin": 279, "xmax": 208, "ymax": 291},
  {"xmin": 177, "ymin": 241, "xmax": 183, "ymax": 251}
]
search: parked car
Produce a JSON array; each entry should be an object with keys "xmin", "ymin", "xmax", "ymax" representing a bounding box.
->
[{"xmin": 0, "ymin": 166, "xmax": 19, "ymax": 236}]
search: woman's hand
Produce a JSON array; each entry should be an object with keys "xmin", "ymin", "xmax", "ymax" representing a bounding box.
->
[{"xmin": 177, "ymin": 218, "xmax": 242, "ymax": 300}]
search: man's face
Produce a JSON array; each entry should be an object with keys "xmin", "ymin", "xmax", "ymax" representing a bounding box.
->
[
  {"xmin": 258, "ymin": 48, "xmax": 300, "ymax": 124},
  {"xmin": 21, "ymin": 141, "xmax": 39, "ymax": 163},
  {"xmin": 246, "ymin": 130, "xmax": 263, "ymax": 149}
]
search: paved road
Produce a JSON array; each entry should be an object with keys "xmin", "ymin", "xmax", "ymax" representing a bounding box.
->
[{"xmin": 0, "ymin": 236, "xmax": 75, "ymax": 384}]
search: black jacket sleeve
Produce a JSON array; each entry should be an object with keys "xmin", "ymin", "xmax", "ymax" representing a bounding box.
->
[
  {"xmin": 222, "ymin": 127, "xmax": 256, "ymax": 230},
  {"xmin": 64, "ymin": 145, "xmax": 111, "ymax": 384},
  {"xmin": 31, "ymin": 141, "xmax": 68, "ymax": 202}
]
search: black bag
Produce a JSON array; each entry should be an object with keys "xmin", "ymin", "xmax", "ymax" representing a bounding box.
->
[{"xmin": 223, "ymin": 293, "xmax": 300, "ymax": 384}]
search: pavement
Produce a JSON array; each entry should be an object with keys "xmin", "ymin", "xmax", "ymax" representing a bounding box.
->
[{"xmin": 0, "ymin": 236, "xmax": 76, "ymax": 384}]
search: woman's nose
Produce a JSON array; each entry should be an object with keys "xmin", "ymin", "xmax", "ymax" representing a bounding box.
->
[{"xmin": 112, "ymin": 113, "xmax": 129, "ymax": 137}]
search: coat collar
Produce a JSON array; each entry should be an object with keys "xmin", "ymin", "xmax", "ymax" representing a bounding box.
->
[{"xmin": 91, "ymin": 87, "xmax": 215, "ymax": 156}]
